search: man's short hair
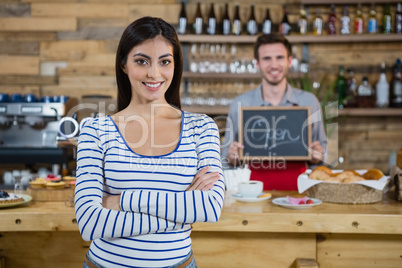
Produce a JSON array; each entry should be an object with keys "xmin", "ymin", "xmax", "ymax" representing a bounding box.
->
[{"xmin": 254, "ymin": 33, "xmax": 292, "ymax": 60}]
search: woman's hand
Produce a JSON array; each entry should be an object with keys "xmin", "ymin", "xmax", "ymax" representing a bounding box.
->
[
  {"xmin": 186, "ymin": 166, "xmax": 220, "ymax": 191},
  {"xmin": 103, "ymin": 195, "xmax": 121, "ymax": 211}
]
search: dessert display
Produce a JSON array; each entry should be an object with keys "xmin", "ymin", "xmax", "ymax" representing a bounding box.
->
[
  {"xmin": 45, "ymin": 181, "xmax": 66, "ymax": 190},
  {"xmin": 29, "ymin": 178, "xmax": 46, "ymax": 189},
  {"xmin": 0, "ymin": 190, "xmax": 24, "ymax": 204}
]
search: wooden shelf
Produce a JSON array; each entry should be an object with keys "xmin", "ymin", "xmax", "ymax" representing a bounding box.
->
[
  {"xmin": 183, "ymin": 72, "xmax": 261, "ymax": 79},
  {"xmin": 182, "ymin": 106, "xmax": 402, "ymax": 116},
  {"xmin": 179, "ymin": 34, "xmax": 402, "ymax": 44},
  {"xmin": 300, "ymin": 0, "xmax": 401, "ymax": 4},
  {"xmin": 338, "ymin": 108, "xmax": 402, "ymax": 117}
]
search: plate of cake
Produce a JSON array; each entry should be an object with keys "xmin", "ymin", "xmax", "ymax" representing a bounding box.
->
[{"xmin": 0, "ymin": 190, "xmax": 32, "ymax": 208}]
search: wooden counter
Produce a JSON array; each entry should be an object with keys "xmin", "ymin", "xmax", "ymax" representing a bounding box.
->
[{"xmin": 1, "ymin": 190, "xmax": 401, "ymax": 268}]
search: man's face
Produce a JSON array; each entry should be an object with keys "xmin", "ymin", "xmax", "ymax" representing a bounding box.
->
[{"xmin": 256, "ymin": 43, "xmax": 292, "ymax": 86}]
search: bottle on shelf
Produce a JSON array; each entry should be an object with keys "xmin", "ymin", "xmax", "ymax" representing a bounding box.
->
[
  {"xmin": 207, "ymin": 3, "xmax": 217, "ymax": 35},
  {"xmin": 327, "ymin": 4, "xmax": 337, "ymax": 35},
  {"xmin": 232, "ymin": 4, "xmax": 242, "ymax": 35},
  {"xmin": 354, "ymin": 3, "xmax": 364, "ymax": 34},
  {"xmin": 345, "ymin": 68, "xmax": 358, "ymax": 107},
  {"xmin": 193, "ymin": 2, "xmax": 203, "ymax": 35},
  {"xmin": 262, "ymin": 7, "xmax": 272, "ymax": 34},
  {"xmin": 222, "ymin": 3, "xmax": 231, "ymax": 35},
  {"xmin": 340, "ymin": 5, "xmax": 351, "ymax": 35},
  {"xmin": 280, "ymin": 5, "xmax": 291, "ymax": 35},
  {"xmin": 247, "ymin": 4, "xmax": 258, "ymax": 35},
  {"xmin": 313, "ymin": 8, "xmax": 323, "ymax": 35},
  {"xmin": 298, "ymin": 5, "xmax": 308, "ymax": 35},
  {"xmin": 357, "ymin": 76, "xmax": 375, "ymax": 108},
  {"xmin": 383, "ymin": 3, "xmax": 392, "ymax": 34},
  {"xmin": 395, "ymin": 3, "xmax": 402, "ymax": 34},
  {"xmin": 290, "ymin": 45, "xmax": 299, "ymax": 73},
  {"xmin": 178, "ymin": 1, "xmax": 187, "ymax": 35},
  {"xmin": 335, "ymin": 65, "xmax": 347, "ymax": 108},
  {"xmin": 390, "ymin": 58, "xmax": 402, "ymax": 107},
  {"xmin": 376, "ymin": 61, "xmax": 390, "ymax": 108},
  {"xmin": 368, "ymin": 3, "xmax": 378, "ymax": 34}
]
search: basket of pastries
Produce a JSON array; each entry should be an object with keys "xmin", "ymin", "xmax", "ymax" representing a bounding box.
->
[{"xmin": 298, "ymin": 166, "xmax": 390, "ymax": 204}]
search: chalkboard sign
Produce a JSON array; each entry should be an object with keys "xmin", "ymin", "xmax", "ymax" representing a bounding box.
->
[{"xmin": 239, "ymin": 106, "xmax": 312, "ymax": 160}]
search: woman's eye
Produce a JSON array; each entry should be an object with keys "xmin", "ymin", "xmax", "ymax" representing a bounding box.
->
[
  {"xmin": 161, "ymin": 59, "xmax": 171, "ymax": 66},
  {"xmin": 135, "ymin": 59, "xmax": 148, "ymax": 65}
]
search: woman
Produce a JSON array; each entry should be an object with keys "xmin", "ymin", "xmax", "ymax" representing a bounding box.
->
[{"xmin": 75, "ymin": 17, "xmax": 225, "ymax": 268}]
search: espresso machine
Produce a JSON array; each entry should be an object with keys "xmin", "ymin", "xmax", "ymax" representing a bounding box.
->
[{"xmin": 0, "ymin": 94, "xmax": 70, "ymax": 165}]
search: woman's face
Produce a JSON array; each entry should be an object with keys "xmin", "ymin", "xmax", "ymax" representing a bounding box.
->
[{"xmin": 122, "ymin": 36, "xmax": 174, "ymax": 104}]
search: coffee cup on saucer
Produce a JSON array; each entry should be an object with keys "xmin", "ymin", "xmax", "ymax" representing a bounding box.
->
[{"xmin": 238, "ymin": 180, "xmax": 263, "ymax": 198}]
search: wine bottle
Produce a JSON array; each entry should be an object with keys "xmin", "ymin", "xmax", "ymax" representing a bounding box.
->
[
  {"xmin": 376, "ymin": 61, "xmax": 390, "ymax": 108},
  {"xmin": 335, "ymin": 65, "xmax": 347, "ymax": 108},
  {"xmin": 193, "ymin": 2, "xmax": 203, "ymax": 35},
  {"xmin": 383, "ymin": 3, "xmax": 392, "ymax": 34},
  {"xmin": 368, "ymin": 3, "xmax": 378, "ymax": 34},
  {"xmin": 178, "ymin": 1, "xmax": 187, "ymax": 35},
  {"xmin": 390, "ymin": 58, "xmax": 402, "ymax": 107},
  {"xmin": 327, "ymin": 4, "xmax": 337, "ymax": 35},
  {"xmin": 340, "ymin": 5, "xmax": 350, "ymax": 35},
  {"xmin": 262, "ymin": 8, "xmax": 272, "ymax": 34},
  {"xmin": 345, "ymin": 68, "xmax": 358, "ymax": 107},
  {"xmin": 232, "ymin": 4, "xmax": 242, "ymax": 35},
  {"xmin": 313, "ymin": 8, "xmax": 323, "ymax": 35},
  {"xmin": 298, "ymin": 5, "xmax": 308, "ymax": 35},
  {"xmin": 247, "ymin": 4, "xmax": 258, "ymax": 35},
  {"xmin": 395, "ymin": 3, "xmax": 402, "ymax": 34},
  {"xmin": 207, "ymin": 3, "xmax": 216, "ymax": 35},
  {"xmin": 354, "ymin": 3, "xmax": 364, "ymax": 34},
  {"xmin": 222, "ymin": 3, "xmax": 231, "ymax": 35},
  {"xmin": 280, "ymin": 6, "xmax": 291, "ymax": 35},
  {"xmin": 357, "ymin": 76, "xmax": 375, "ymax": 108}
]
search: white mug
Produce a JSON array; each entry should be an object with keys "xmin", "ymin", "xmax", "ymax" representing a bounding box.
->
[{"xmin": 238, "ymin": 180, "xmax": 263, "ymax": 198}]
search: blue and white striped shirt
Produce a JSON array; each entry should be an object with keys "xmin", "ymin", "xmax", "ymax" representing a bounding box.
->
[{"xmin": 75, "ymin": 111, "xmax": 225, "ymax": 268}]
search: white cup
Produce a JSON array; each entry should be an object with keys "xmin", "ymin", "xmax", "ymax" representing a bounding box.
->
[{"xmin": 238, "ymin": 180, "xmax": 263, "ymax": 198}]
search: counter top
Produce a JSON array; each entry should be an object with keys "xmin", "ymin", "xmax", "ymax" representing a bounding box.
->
[{"xmin": 1, "ymin": 190, "xmax": 401, "ymax": 234}]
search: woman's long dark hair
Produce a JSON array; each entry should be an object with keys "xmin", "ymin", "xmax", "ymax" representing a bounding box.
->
[{"xmin": 115, "ymin": 16, "xmax": 183, "ymax": 111}]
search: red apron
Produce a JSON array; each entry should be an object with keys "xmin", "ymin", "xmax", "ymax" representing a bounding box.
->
[{"xmin": 249, "ymin": 161, "xmax": 307, "ymax": 191}]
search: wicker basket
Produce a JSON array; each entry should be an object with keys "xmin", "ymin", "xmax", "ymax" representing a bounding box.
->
[{"xmin": 306, "ymin": 181, "xmax": 389, "ymax": 204}]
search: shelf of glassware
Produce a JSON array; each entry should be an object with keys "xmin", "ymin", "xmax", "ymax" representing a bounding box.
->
[
  {"xmin": 178, "ymin": 34, "xmax": 402, "ymax": 44},
  {"xmin": 300, "ymin": 0, "xmax": 401, "ymax": 4}
]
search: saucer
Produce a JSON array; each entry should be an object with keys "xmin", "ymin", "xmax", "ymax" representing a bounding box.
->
[
  {"xmin": 272, "ymin": 197, "xmax": 322, "ymax": 209},
  {"xmin": 231, "ymin": 193, "xmax": 272, "ymax": 203}
]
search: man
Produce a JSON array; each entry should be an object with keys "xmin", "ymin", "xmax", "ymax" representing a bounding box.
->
[{"xmin": 221, "ymin": 33, "xmax": 327, "ymax": 191}]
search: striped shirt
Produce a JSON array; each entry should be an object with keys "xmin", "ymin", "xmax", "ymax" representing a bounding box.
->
[{"xmin": 75, "ymin": 111, "xmax": 225, "ymax": 268}]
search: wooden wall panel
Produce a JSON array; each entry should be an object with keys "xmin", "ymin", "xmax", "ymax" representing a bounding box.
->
[
  {"xmin": 31, "ymin": 3, "xmax": 129, "ymax": 18},
  {"xmin": 0, "ymin": 55, "xmax": 39, "ymax": 75},
  {"xmin": 0, "ymin": 18, "xmax": 77, "ymax": 31},
  {"xmin": 0, "ymin": 32, "xmax": 56, "ymax": 42},
  {"xmin": 39, "ymin": 40, "xmax": 105, "ymax": 61},
  {"xmin": 0, "ymin": 42, "xmax": 38, "ymax": 55}
]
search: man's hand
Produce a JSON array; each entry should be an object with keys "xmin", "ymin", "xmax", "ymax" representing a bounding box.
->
[
  {"xmin": 186, "ymin": 166, "xmax": 220, "ymax": 191},
  {"xmin": 309, "ymin": 140, "xmax": 323, "ymax": 165},
  {"xmin": 103, "ymin": 195, "xmax": 121, "ymax": 211},
  {"xmin": 228, "ymin": 141, "xmax": 243, "ymax": 166}
]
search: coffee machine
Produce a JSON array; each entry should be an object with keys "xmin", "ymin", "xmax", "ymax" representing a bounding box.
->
[{"xmin": 0, "ymin": 97, "xmax": 65, "ymax": 148}]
